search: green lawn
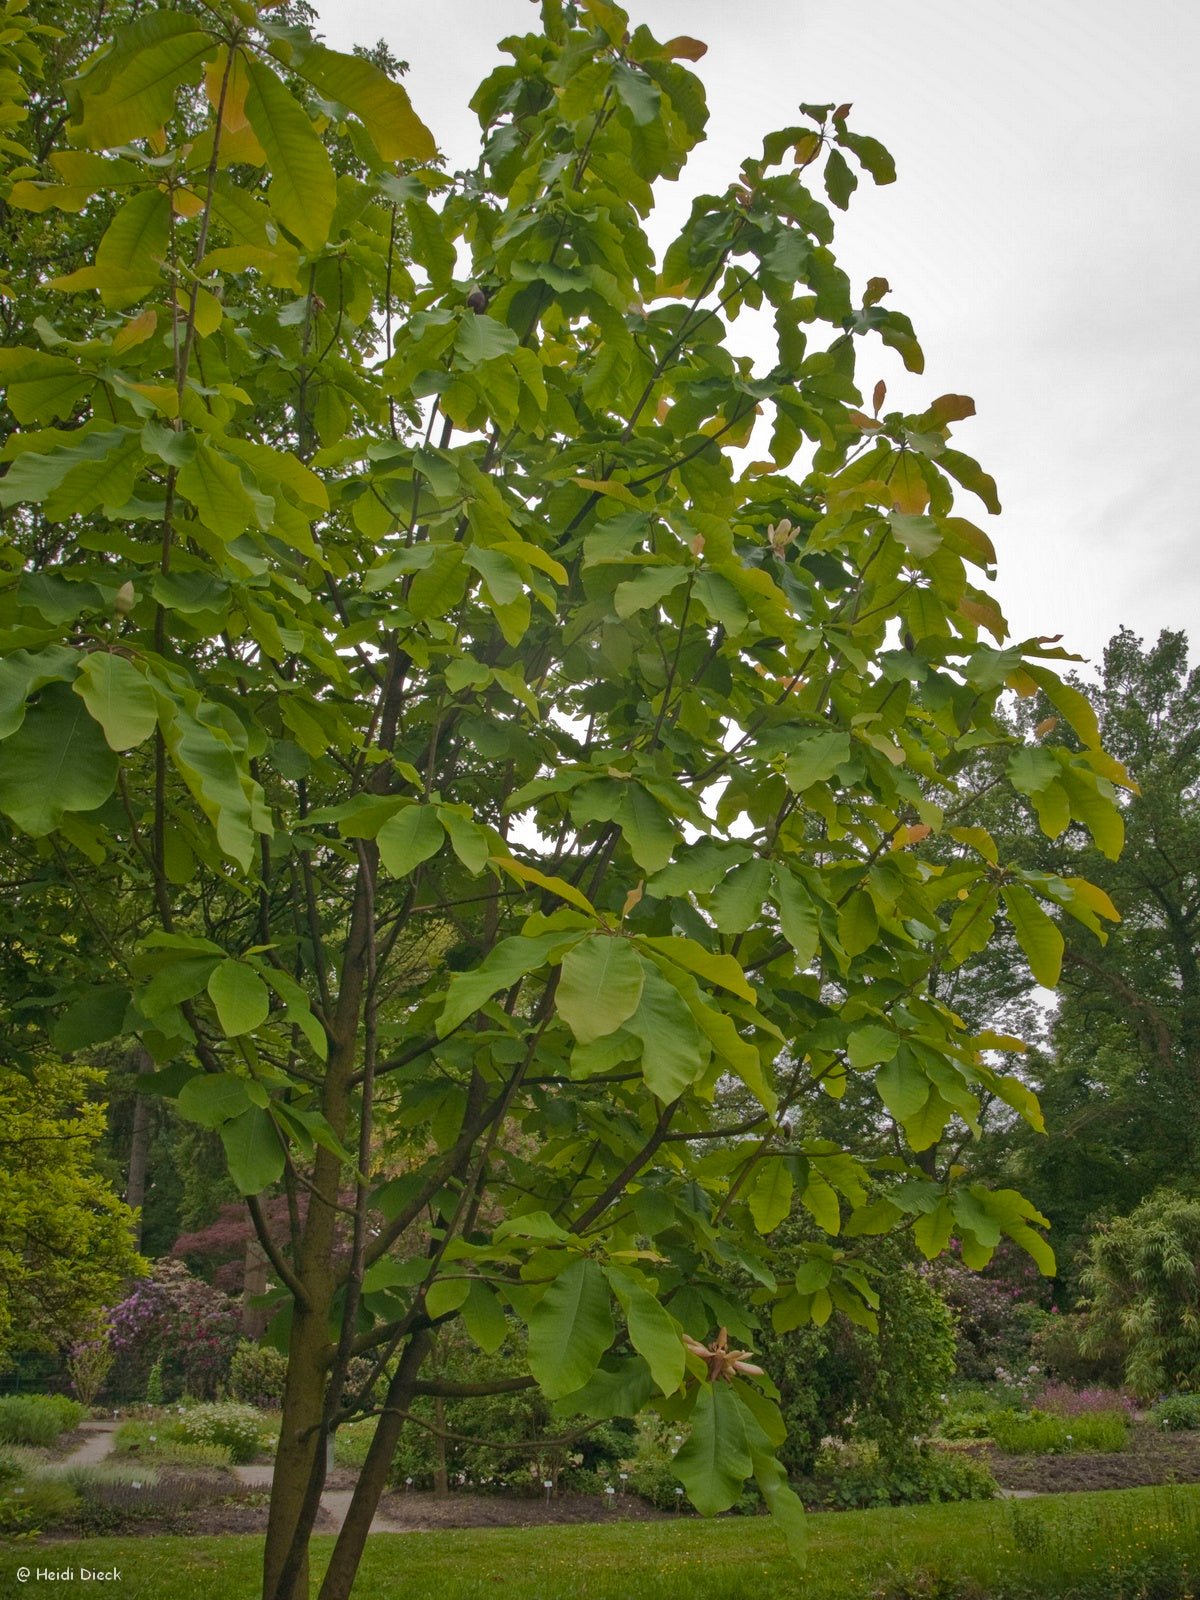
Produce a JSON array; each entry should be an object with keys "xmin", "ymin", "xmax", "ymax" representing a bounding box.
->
[{"xmin": 5, "ymin": 1486, "xmax": 1200, "ymax": 1600}]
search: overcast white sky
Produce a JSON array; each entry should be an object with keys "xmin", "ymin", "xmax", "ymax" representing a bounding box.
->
[{"xmin": 315, "ymin": 1, "xmax": 1199, "ymax": 678}]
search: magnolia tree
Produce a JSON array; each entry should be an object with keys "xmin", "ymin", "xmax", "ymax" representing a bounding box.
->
[{"xmin": 0, "ymin": 1, "xmax": 1131, "ymax": 1596}]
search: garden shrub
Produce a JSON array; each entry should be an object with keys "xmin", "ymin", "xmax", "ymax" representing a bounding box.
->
[
  {"xmin": 926, "ymin": 1241, "xmax": 1048, "ymax": 1386},
  {"xmin": 113, "ymin": 1417, "xmax": 183, "ymax": 1454},
  {"xmin": 67, "ymin": 1328, "xmax": 113, "ymax": 1408},
  {"xmin": 0, "ymin": 1393, "xmax": 85, "ymax": 1446},
  {"xmin": 802, "ymin": 1441, "xmax": 996, "ymax": 1510},
  {"xmin": 759, "ymin": 1248, "xmax": 958, "ymax": 1475},
  {"xmin": 66, "ymin": 1470, "xmax": 219, "ymax": 1536},
  {"xmin": 1150, "ymin": 1393, "xmax": 1200, "ymax": 1432},
  {"xmin": 335, "ymin": 1419, "xmax": 377, "ymax": 1473},
  {"xmin": 106, "ymin": 1259, "xmax": 240, "ymax": 1401},
  {"xmin": 229, "ymin": 1341, "xmax": 288, "ymax": 1408},
  {"xmin": 1032, "ymin": 1306, "xmax": 1124, "ymax": 1388},
  {"xmin": 112, "ymin": 1414, "xmax": 234, "ymax": 1467},
  {"xmin": 177, "ymin": 1402, "xmax": 265, "ymax": 1464},
  {"xmin": 619, "ymin": 1417, "xmax": 692, "ymax": 1512},
  {"xmin": 1079, "ymin": 1190, "xmax": 1200, "ymax": 1398},
  {"xmin": 61, "ymin": 1461, "xmax": 160, "ymax": 1494}
]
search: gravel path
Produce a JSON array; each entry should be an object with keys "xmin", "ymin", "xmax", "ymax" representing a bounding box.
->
[{"xmin": 56, "ymin": 1421, "xmax": 120, "ymax": 1469}]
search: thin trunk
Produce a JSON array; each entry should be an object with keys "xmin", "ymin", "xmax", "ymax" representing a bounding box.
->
[
  {"xmin": 242, "ymin": 1238, "xmax": 270, "ymax": 1339},
  {"xmin": 124, "ymin": 1045, "xmax": 154, "ymax": 1249},
  {"xmin": 316, "ymin": 1332, "xmax": 431, "ymax": 1600},
  {"xmin": 433, "ymin": 1395, "xmax": 448, "ymax": 1496}
]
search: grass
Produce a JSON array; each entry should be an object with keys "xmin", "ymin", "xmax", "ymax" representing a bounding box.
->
[{"xmin": 4, "ymin": 1485, "xmax": 1200, "ymax": 1599}]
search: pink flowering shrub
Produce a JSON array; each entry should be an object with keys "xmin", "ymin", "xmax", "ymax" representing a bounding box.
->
[{"xmin": 107, "ymin": 1260, "xmax": 240, "ymax": 1401}]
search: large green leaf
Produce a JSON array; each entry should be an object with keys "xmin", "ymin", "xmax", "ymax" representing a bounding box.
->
[
  {"xmin": 639, "ymin": 935, "xmax": 755, "ymax": 1003},
  {"xmin": 177, "ymin": 441, "xmax": 258, "ymax": 539},
  {"xmin": 0, "ymin": 646, "xmax": 79, "ymax": 739},
  {"xmin": 751, "ymin": 1445, "xmax": 807, "ymax": 1561},
  {"xmin": 221, "ymin": 1106, "xmax": 285, "ymax": 1196},
  {"xmin": 208, "ymin": 960, "xmax": 271, "ymax": 1037},
  {"xmin": 243, "ymin": 56, "xmax": 336, "ymax": 254},
  {"xmin": 771, "ymin": 867, "xmax": 819, "ymax": 966},
  {"xmin": 177, "ymin": 1071, "xmax": 255, "ymax": 1129},
  {"xmin": 295, "ymin": 44, "xmax": 435, "ymax": 163},
  {"xmin": 454, "ymin": 314, "xmax": 519, "ymax": 368},
  {"xmin": 376, "ymin": 805, "xmax": 445, "ymax": 878},
  {"xmin": 73, "ymin": 14, "xmax": 212, "ymax": 148},
  {"xmin": 1002, "ymin": 884, "xmax": 1064, "ymax": 987},
  {"xmin": 0, "ymin": 681, "xmax": 118, "ymax": 835},
  {"xmin": 461, "ymin": 1281, "xmax": 509, "ymax": 1355},
  {"xmin": 437, "ymin": 932, "xmax": 576, "ymax": 1038},
  {"xmin": 784, "ymin": 730, "xmax": 850, "ymax": 792},
  {"xmin": 674, "ymin": 1383, "xmax": 752, "ymax": 1516},
  {"xmin": 92, "ymin": 188, "xmax": 170, "ymax": 307},
  {"xmin": 160, "ymin": 706, "xmax": 258, "ymax": 869},
  {"xmin": 876, "ymin": 1044, "xmax": 931, "ymax": 1125},
  {"xmin": 52, "ymin": 987, "xmax": 130, "ymax": 1053},
  {"xmin": 625, "ymin": 965, "xmax": 706, "ymax": 1100},
  {"xmin": 527, "ymin": 1258, "xmax": 614, "ymax": 1401},
  {"xmin": 556, "ymin": 934, "xmax": 645, "ymax": 1044},
  {"xmin": 604, "ymin": 1266, "xmax": 684, "ymax": 1396},
  {"xmin": 73, "ymin": 652, "xmax": 157, "ymax": 751},
  {"xmin": 748, "ymin": 1158, "xmax": 794, "ymax": 1234},
  {"xmin": 618, "ymin": 785, "xmax": 676, "ymax": 875},
  {"xmin": 710, "ymin": 859, "xmax": 772, "ymax": 936}
]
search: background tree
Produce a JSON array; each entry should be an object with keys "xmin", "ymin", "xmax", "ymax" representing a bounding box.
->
[
  {"xmin": 0, "ymin": 1060, "xmax": 143, "ymax": 1367},
  {"xmin": 0, "ymin": 4, "xmax": 1127, "ymax": 1598},
  {"xmin": 949, "ymin": 629, "xmax": 1200, "ymax": 1282}
]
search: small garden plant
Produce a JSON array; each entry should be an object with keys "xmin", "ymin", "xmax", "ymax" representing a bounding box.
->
[{"xmin": 1149, "ymin": 1393, "xmax": 1200, "ymax": 1432}]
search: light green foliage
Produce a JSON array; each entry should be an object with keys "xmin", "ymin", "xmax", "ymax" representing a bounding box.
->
[
  {"xmin": 0, "ymin": 0, "xmax": 1126, "ymax": 1579},
  {"xmin": 988, "ymin": 1409, "xmax": 1128, "ymax": 1455},
  {"xmin": 0, "ymin": 1065, "xmax": 143, "ymax": 1368},
  {"xmin": 0, "ymin": 1394, "xmax": 86, "ymax": 1446},
  {"xmin": 1150, "ymin": 1394, "xmax": 1200, "ymax": 1433}
]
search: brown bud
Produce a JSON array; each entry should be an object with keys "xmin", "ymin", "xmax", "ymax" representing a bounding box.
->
[{"xmin": 466, "ymin": 287, "xmax": 488, "ymax": 313}]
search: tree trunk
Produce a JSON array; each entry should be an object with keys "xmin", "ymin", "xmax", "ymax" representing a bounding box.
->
[
  {"xmin": 433, "ymin": 1395, "xmax": 449, "ymax": 1496},
  {"xmin": 124, "ymin": 1045, "xmax": 154, "ymax": 1249},
  {"xmin": 316, "ymin": 1332, "xmax": 430, "ymax": 1600}
]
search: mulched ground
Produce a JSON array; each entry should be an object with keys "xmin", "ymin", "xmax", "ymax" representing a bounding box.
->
[
  {"xmin": 375, "ymin": 1489, "xmax": 668, "ymax": 1529},
  {"xmin": 980, "ymin": 1421, "xmax": 1200, "ymax": 1494}
]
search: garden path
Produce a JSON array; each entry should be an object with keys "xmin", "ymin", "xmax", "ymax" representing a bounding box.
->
[
  {"xmin": 222, "ymin": 1461, "xmax": 408, "ymax": 1533},
  {"xmin": 58, "ymin": 1420, "xmax": 120, "ymax": 1469}
]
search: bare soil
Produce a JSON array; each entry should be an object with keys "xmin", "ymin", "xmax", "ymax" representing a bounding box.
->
[
  {"xmin": 981, "ymin": 1421, "xmax": 1200, "ymax": 1494},
  {"xmin": 376, "ymin": 1489, "xmax": 668, "ymax": 1530}
]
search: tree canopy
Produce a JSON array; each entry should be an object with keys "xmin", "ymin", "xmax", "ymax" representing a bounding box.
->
[{"xmin": 0, "ymin": 2, "xmax": 1130, "ymax": 1596}]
